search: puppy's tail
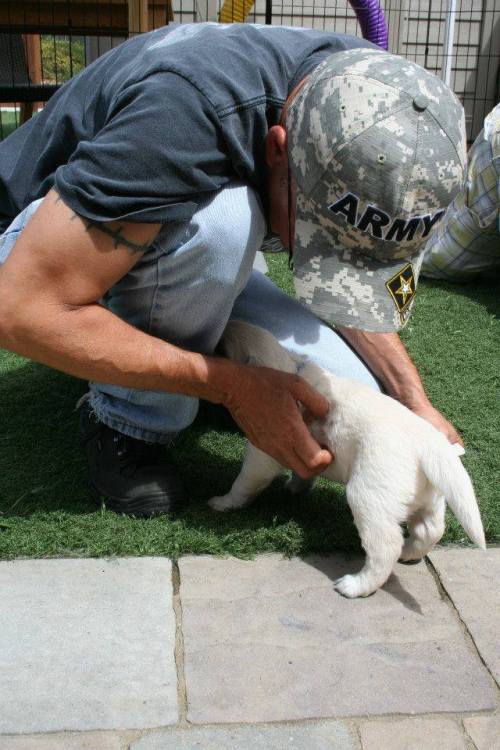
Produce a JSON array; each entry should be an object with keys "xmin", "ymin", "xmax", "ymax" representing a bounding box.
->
[
  {"xmin": 220, "ymin": 320, "xmax": 299, "ymax": 374},
  {"xmin": 421, "ymin": 442, "xmax": 486, "ymax": 549}
]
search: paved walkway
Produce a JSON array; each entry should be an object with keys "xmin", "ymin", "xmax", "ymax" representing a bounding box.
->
[{"xmin": 0, "ymin": 548, "xmax": 498, "ymax": 749}]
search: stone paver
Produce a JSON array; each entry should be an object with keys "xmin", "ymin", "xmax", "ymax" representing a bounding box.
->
[
  {"xmin": 0, "ymin": 732, "xmax": 122, "ymax": 749},
  {"xmin": 463, "ymin": 714, "xmax": 500, "ymax": 750},
  {"xmin": 429, "ymin": 548, "xmax": 500, "ymax": 685},
  {"xmin": 130, "ymin": 721, "xmax": 359, "ymax": 749},
  {"xmin": 179, "ymin": 554, "xmax": 497, "ymax": 724},
  {"xmin": 0, "ymin": 558, "xmax": 177, "ymax": 733},
  {"xmin": 359, "ymin": 718, "xmax": 467, "ymax": 749}
]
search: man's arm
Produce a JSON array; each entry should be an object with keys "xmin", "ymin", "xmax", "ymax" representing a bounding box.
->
[
  {"xmin": 338, "ymin": 326, "xmax": 463, "ymax": 446},
  {"xmin": 0, "ymin": 189, "xmax": 332, "ymax": 478}
]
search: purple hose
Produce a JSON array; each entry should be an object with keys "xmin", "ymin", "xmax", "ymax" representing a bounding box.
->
[{"xmin": 348, "ymin": 0, "xmax": 389, "ymax": 50}]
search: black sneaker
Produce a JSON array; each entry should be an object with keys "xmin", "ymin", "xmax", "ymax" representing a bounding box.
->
[{"xmin": 79, "ymin": 400, "xmax": 185, "ymax": 517}]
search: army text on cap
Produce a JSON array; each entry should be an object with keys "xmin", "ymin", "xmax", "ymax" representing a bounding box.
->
[{"xmin": 328, "ymin": 192, "xmax": 446, "ymax": 243}]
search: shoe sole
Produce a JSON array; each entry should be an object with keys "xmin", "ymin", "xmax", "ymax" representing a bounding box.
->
[{"xmin": 87, "ymin": 481, "xmax": 174, "ymax": 518}]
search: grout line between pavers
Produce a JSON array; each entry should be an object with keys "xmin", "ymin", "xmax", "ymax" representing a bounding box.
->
[
  {"xmin": 425, "ymin": 556, "xmax": 500, "ymax": 696},
  {"xmin": 460, "ymin": 716, "xmax": 480, "ymax": 750},
  {"xmin": 355, "ymin": 714, "xmax": 482, "ymax": 750},
  {"xmin": 172, "ymin": 559, "xmax": 189, "ymax": 726},
  {"xmin": 352, "ymin": 719, "xmax": 364, "ymax": 749},
  {"xmin": 0, "ymin": 712, "xmax": 497, "ymax": 747}
]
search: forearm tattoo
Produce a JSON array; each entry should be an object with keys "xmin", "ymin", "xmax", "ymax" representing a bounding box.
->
[{"xmin": 53, "ymin": 190, "xmax": 156, "ymax": 254}]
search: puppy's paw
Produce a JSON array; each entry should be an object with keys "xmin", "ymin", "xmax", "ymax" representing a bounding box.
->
[
  {"xmin": 334, "ymin": 574, "xmax": 374, "ymax": 598},
  {"xmin": 208, "ymin": 494, "xmax": 237, "ymax": 512}
]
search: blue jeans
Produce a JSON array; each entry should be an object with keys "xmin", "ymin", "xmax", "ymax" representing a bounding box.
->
[{"xmin": 0, "ymin": 181, "xmax": 380, "ymax": 443}]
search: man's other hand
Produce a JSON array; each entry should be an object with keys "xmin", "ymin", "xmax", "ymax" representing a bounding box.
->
[
  {"xmin": 224, "ymin": 366, "xmax": 333, "ymax": 479},
  {"xmin": 412, "ymin": 401, "xmax": 464, "ymax": 447}
]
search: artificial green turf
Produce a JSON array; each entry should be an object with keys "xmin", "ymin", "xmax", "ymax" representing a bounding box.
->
[{"xmin": 0, "ymin": 254, "xmax": 498, "ymax": 559}]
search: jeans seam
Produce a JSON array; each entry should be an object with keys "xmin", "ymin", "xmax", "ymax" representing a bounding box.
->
[{"xmin": 147, "ymin": 244, "xmax": 162, "ymax": 339}]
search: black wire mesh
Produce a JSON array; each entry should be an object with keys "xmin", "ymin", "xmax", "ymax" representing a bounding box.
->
[{"xmin": 0, "ymin": 0, "xmax": 498, "ymax": 141}]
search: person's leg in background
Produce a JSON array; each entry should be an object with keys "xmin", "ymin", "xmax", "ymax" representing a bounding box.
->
[{"xmin": 420, "ymin": 103, "xmax": 499, "ymax": 282}]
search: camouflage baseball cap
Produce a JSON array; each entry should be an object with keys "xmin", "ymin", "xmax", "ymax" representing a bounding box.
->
[{"xmin": 286, "ymin": 48, "xmax": 467, "ymax": 332}]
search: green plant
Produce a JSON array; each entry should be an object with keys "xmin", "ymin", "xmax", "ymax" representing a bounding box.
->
[{"xmin": 40, "ymin": 36, "xmax": 85, "ymax": 84}]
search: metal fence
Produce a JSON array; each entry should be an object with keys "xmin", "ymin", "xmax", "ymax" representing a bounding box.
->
[{"xmin": 1, "ymin": 0, "xmax": 499, "ymax": 141}]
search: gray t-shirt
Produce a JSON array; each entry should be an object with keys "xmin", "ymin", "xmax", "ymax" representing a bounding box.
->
[{"xmin": 0, "ymin": 23, "xmax": 375, "ymax": 234}]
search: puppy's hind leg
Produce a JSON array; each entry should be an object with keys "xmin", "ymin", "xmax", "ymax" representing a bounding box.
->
[
  {"xmin": 400, "ymin": 494, "xmax": 445, "ymax": 562},
  {"xmin": 335, "ymin": 484, "xmax": 404, "ymax": 598},
  {"xmin": 208, "ymin": 444, "xmax": 282, "ymax": 512}
]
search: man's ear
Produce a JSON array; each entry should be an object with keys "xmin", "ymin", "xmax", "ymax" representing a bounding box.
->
[{"xmin": 265, "ymin": 124, "xmax": 288, "ymax": 168}]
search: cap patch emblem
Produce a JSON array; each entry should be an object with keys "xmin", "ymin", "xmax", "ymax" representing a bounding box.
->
[{"xmin": 386, "ymin": 263, "xmax": 416, "ymax": 320}]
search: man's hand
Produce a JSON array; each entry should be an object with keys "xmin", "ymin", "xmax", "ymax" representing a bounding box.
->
[
  {"xmin": 411, "ymin": 400, "xmax": 464, "ymax": 447},
  {"xmin": 224, "ymin": 365, "xmax": 333, "ymax": 479}
]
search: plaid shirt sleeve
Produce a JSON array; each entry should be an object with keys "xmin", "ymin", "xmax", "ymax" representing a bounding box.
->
[{"xmin": 421, "ymin": 103, "xmax": 500, "ymax": 281}]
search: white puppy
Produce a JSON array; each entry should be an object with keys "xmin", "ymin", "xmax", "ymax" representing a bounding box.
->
[{"xmin": 209, "ymin": 320, "xmax": 486, "ymax": 598}]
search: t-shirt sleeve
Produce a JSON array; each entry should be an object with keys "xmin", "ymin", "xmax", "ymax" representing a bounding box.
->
[{"xmin": 54, "ymin": 71, "xmax": 232, "ymax": 225}]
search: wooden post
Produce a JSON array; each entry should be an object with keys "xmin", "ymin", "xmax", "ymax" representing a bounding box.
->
[
  {"xmin": 24, "ymin": 34, "xmax": 42, "ymax": 84},
  {"xmin": 20, "ymin": 34, "xmax": 42, "ymax": 123},
  {"xmin": 128, "ymin": 0, "xmax": 149, "ymax": 35}
]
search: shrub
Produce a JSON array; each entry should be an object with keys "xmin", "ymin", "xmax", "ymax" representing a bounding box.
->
[{"xmin": 41, "ymin": 36, "xmax": 85, "ymax": 84}]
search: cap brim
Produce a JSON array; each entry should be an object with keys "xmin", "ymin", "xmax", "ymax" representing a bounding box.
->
[{"xmin": 292, "ymin": 200, "xmax": 426, "ymax": 333}]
